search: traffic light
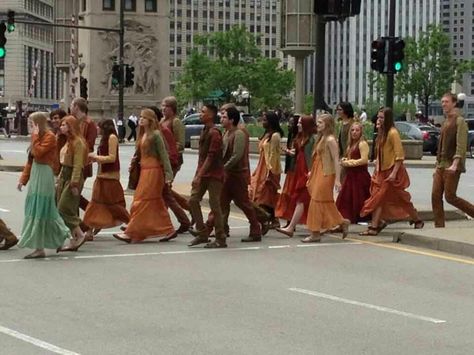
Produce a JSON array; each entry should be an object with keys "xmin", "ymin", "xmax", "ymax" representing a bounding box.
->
[
  {"xmin": 0, "ymin": 23, "xmax": 7, "ymax": 58},
  {"xmin": 125, "ymin": 65, "xmax": 135, "ymax": 87},
  {"xmin": 370, "ymin": 38, "xmax": 387, "ymax": 73},
  {"xmin": 111, "ymin": 64, "xmax": 120, "ymax": 87},
  {"xmin": 80, "ymin": 76, "xmax": 88, "ymax": 100},
  {"xmin": 391, "ymin": 38, "xmax": 405, "ymax": 73},
  {"xmin": 7, "ymin": 10, "xmax": 15, "ymax": 33},
  {"xmin": 314, "ymin": 0, "xmax": 361, "ymax": 16}
]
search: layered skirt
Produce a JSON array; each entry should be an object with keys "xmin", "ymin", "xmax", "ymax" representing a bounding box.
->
[
  {"xmin": 18, "ymin": 162, "xmax": 70, "ymax": 249},
  {"xmin": 83, "ymin": 177, "xmax": 130, "ymax": 229}
]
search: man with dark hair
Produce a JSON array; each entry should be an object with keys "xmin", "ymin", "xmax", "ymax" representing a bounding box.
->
[
  {"xmin": 188, "ymin": 104, "xmax": 226, "ymax": 248},
  {"xmin": 70, "ymin": 98, "xmax": 98, "ymax": 217},
  {"xmin": 219, "ymin": 104, "xmax": 262, "ymax": 241},
  {"xmin": 432, "ymin": 92, "xmax": 474, "ymax": 227}
]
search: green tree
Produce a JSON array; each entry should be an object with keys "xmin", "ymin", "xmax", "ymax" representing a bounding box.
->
[
  {"xmin": 175, "ymin": 25, "xmax": 295, "ymax": 109},
  {"xmin": 395, "ymin": 24, "xmax": 474, "ymax": 119}
]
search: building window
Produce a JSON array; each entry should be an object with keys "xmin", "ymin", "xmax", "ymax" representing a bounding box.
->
[
  {"xmin": 82, "ymin": 0, "xmax": 86, "ymax": 11},
  {"xmin": 145, "ymin": 0, "xmax": 157, "ymax": 12},
  {"xmin": 124, "ymin": 0, "xmax": 136, "ymax": 11},
  {"xmin": 103, "ymin": 0, "xmax": 115, "ymax": 11}
]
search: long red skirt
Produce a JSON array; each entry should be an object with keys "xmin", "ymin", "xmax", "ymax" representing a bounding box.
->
[
  {"xmin": 275, "ymin": 171, "xmax": 296, "ymax": 221},
  {"xmin": 360, "ymin": 165, "xmax": 417, "ymax": 221},
  {"xmin": 335, "ymin": 166, "xmax": 371, "ymax": 223}
]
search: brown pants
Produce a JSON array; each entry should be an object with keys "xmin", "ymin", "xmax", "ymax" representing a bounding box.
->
[
  {"xmin": 163, "ymin": 185, "xmax": 191, "ymax": 226},
  {"xmin": 189, "ymin": 177, "xmax": 225, "ymax": 239},
  {"xmin": 432, "ymin": 168, "xmax": 474, "ymax": 227},
  {"xmin": 207, "ymin": 172, "xmax": 262, "ymax": 237}
]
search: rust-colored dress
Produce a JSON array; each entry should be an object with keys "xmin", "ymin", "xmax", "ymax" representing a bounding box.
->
[
  {"xmin": 360, "ymin": 128, "xmax": 418, "ymax": 221},
  {"xmin": 125, "ymin": 138, "xmax": 175, "ymax": 241},
  {"xmin": 249, "ymin": 133, "xmax": 281, "ymax": 207},
  {"xmin": 306, "ymin": 138, "xmax": 345, "ymax": 232}
]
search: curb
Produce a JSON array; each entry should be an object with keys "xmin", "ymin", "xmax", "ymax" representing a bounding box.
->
[
  {"xmin": 0, "ymin": 163, "xmax": 24, "ymax": 172},
  {"xmin": 394, "ymin": 231, "xmax": 474, "ymax": 259}
]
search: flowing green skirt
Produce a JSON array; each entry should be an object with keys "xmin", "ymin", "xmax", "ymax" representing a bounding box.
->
[{"xmin": 18, "ymin": 162, "xmax": 70, "ymax": 249}]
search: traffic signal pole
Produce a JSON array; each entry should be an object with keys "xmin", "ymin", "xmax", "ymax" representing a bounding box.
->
[
  {"xmin": 118, "ymin": 0, "xmax": 124, "ymax": 122},
  {"xmin": 385, "ymin": 0, "xmax": 396, "ymax": 109}
]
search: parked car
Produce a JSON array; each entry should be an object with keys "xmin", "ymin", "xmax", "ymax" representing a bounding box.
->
[
  {"xmin": 182, "ymin": 112, "xmax": 256, "ymax": 147},
  {"xmin": 394, "ymin": 121, "xmax": 440, "ymax": 155},
  {"xmin": 466, "ymin": 118, "xmax": 474, "ymax": 158}
]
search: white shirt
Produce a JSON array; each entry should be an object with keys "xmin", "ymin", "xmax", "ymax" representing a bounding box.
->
[{"xmin": 360, "ymin": 111, "xmax": 367, "ymax": 122}]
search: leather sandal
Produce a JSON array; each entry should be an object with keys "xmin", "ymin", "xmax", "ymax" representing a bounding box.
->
[
  {"xmin": 188, "ymin": 236, "xmax": 210, "ymax": 247},
  {"xmin": 301, "ymin": 235, "xmax": 321, "ymax": 243},
  {"xmin": 204, "ymin": 240, "xmax": 227, "ymax": 248},
  {"xmin": 410, "ymin": 220, "xmax": 424, "ymax": 229},
  {"xmin": 159, "ymin": 230, "xmax": 178, "ymax": 242},
  {"xmin": 276, "ymin": 227, "xmax": 294, "ymax": 238},
  {"xmin": 112, "ymin": 233, "xmax": 132, "ymax": 244},
  {"xmin": 359, "ymin": 226, "xmax": 380, "ymax": 236}
]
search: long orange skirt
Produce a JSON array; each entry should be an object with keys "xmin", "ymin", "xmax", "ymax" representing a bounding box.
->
[
  {"xmin": 306, "ymin": 157, "xmax": 344, "ymax": 232},
  {"xmin": 360, "ymin": 165, "xmax": 417, "ymax": 221},
  {"xmin": 125, "ymin": 158, "xmax": 175, "ymax": 241},
  {"xmin": 83, "ymin": 177, "xmax": 130, "ymax": 229},
  {"xmin": 275, "ymin": 171, "xmax": 296, "ymax": 221},
  {"xmin": 249, "ymin": 151, "xmax": 280, "ymax": 207}
]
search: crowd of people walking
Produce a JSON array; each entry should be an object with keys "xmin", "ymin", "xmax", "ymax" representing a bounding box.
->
[{"xmin": 0, "ymin": 93, "xmax": 473, "ymax": 259}]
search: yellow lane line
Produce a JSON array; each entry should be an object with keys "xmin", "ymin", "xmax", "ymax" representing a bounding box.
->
[{"xmin": 345, "ymin": 237, "xmax": 474, "ymax": 265}]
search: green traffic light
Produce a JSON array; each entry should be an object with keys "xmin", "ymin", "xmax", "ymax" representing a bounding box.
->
[
  {"xmin": 7, "ymin": 24, "xmax": 15, "ymax": 33},
  {"xmin": 0, "ymin": 47, "xmax": 5, "ymax": 58},
  {"xmin": 394, "ymin": 62, "xmax": 402, "ymax": 71}
]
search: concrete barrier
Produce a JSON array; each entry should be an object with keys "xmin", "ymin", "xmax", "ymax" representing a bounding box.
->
[{"xmin": 191, "ymin": 136, "xmax": 424, "ymax": 160}]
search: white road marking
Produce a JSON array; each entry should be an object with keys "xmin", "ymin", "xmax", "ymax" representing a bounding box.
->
[
  {"xmin": 0, "ymin": 208, "xmax": 10, "ymax": 212},
  {"xmin": 0, "ymin": 325, "xmax": 80, "ymax": 355},
  {"xmin": 0, "ymin": 242, "xmax": 360, "ymax": 263},
  {"xmin": 289, "ymin": 288, "xmax": 446, "ymax": 324},
  {"xmin": 296, "ymin": 242, "xmax": 362, "ymax": 247}
]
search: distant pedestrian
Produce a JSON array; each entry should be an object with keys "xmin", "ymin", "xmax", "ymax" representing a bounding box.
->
[
  {"xmin": 249, "ymin": 111, "xmax": 284, "ymax": 230},
  {"xmin": 56, "ymin": 116, "xmax": 88, "ymax": 252},
  {"xmin": 127, "ymin": 113, "xmax": 138, "ymax": 141},
  {"xmin": 432, "ymin": 93, "xmax": 474, "ymax": 227},
  {"xmin": 303, "ymin": 113, "xmax": 349, "ymax": 243},
  {"xmin": 360, "ymin": 108, "xmax": 423, "ymax": 235},
  {"xmin": 335, "ymin": 122, "xmax": 371, "ymax": 224},
  {"xmin": 113, "ymin": 109, "xmax": 176, "ymax": 243},
  {"xmin": 276, "ymin": 115, "xmax": 316, "ymax": 238},
  {"xmin": 17, "ymin": 112, "xmax": 70, "ymax": 258},
  {"xmin": 83, "ymin": 119, "xmax": 130, "ymax": 240},
  {"xmin": 360, "ymin": 108, "xmax": 367, "ymax": 123},
  {"xmin": 187, "ymin": 104, "xmax": 226, "ymax": 248}
]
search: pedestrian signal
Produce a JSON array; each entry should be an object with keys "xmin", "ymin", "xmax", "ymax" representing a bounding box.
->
[{"xmin": 125, "ymin": 65, "xmax": 135, "ymax": 87}]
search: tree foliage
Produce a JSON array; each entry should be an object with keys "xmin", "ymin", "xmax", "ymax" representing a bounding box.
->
[
  {"xmin": 174, "ymin": 25, "xmax": 295, "ymax": 110},
  {"xmin": 395, "ymin": 24, "xmax": 474, "ymax": 117}
]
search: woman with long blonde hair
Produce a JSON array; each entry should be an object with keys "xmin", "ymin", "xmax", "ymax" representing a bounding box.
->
[
  {"xmin": 17, "ymin": 112, "xmax": 70, "ymax": 258},
  {"xmin": 56, "ymin": 115, "xmax": 88, "ymax": 252},
  {"xmin": 335, "ymin": 122, "xmax": 371, "ymax": 224},
  {"xmin": 304, "ymin": 113, "xmax": 350, "ymax": 242},
  {"xmin": 113, "ymin": 109, "xmax": 176, "ymax": 243}
]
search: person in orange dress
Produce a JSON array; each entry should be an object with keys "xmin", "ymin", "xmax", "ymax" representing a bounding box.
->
[
  {"xmin": 276, "ymin": 115, "xmax": 316, "ymax": 237},
  {"xmin": 360, "ymin": 107, "xmax": 423, "ymax": 235},
  {"xmin": 249, "ymin": 111, "xmax": 284, "ymax": 229},
  {"xmin": 113, "ymin": 109, "xmax": 176, "ymax": 243},
  {"xmin": 335, "ymin": 122, "xmax": 371, "ymax": 224},
  {"xmin": 303, "ymin": 113, "xmax": 350, "ymax": 243},
  {"xmin": 275, "ymin": 115, "xmax": 299, "ymax": 227},
  {"xmin": 83, "ymin": 119, "xmax": 130, "ymax": 239}
]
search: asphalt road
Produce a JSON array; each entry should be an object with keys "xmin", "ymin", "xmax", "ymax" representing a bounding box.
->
[{"xmin": 1, "ymin": 141, "xmax": 474, "ymax": 354}]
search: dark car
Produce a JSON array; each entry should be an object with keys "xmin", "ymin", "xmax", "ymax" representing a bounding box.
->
[
  {"xmin": 394, "ymin": 121, "xmax": 440, "ymax": 155},
  {"xmin": 466, "ymin": 118, "xmax": 474, "ymax": 158},
  {"xmin": 182, "ymin": 113, "xmax": 221, "ymax": 147}
]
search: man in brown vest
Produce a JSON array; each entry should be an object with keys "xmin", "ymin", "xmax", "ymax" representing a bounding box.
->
[
  {"xmin": 432, "ymin": 92, "xmax": 474, "ymax": 227},
  {"xmin": 204, "ymin": 104, "xmax": 263, "ymax": 241},
  {"xmin": 70, "ymin": 97, "xmax": 97, "ymax": 211},
  {"xmin": 188, "ymin": 104, "xmax": 226, "ymax": 248}
]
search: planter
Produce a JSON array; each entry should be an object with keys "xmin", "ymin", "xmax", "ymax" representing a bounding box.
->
[{"xmin": 190, "ymin": 136, "xmax": 424, "ymax": 160}]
